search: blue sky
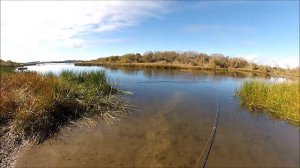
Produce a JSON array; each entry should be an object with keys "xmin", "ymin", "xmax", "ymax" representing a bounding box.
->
[{"xmin": 1, "ymin": 1, "xmax": 299, "ymax": 67}]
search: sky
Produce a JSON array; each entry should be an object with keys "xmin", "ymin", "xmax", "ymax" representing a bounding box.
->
[{"xmin": 1, "ymin": 1, "xmax": 299, "ymax": 68}]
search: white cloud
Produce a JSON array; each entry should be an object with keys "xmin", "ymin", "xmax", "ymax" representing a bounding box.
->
[
  {"xmin": 1, "ymin": 1, "xmax": 167, "ymax": 62},
  {"xmin": 239, "ymin": 54, "xmax": 299, "ymax": 68}
]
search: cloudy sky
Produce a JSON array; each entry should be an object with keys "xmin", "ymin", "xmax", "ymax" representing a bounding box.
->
[{"xmin": 1, "ymin": 1, "xmax": 299, "ymax": 68}]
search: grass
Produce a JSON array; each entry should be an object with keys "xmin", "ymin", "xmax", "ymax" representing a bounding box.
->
[
  {"xmin": 0, "ymin": 70, "xmax": 127, "ymax": 143},
  {"xmin": 237, "ymin": 80, "xmax": 300, "ymax": 125},
  {"xmin": 0, "ymin": 66, "xmax": 16, "ymax": 73}
]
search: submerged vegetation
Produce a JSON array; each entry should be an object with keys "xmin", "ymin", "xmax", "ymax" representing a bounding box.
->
[
  {"xmin": 237, "ymin": 81, "xmax": 299, "ymax": 125},
  {"xmin": 76, "ymin": 51, "xmax": 299, "ymax": 77}
]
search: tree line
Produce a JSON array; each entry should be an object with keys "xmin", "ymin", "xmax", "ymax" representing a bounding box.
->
[{"xmin": 95, "ymin": 51, "xmax": 298, "ymax": 74}]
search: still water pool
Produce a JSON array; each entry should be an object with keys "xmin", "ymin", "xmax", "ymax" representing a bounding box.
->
[{"xmin": 16, "ymin": 63, "xmax": 299, "ymax": 167}]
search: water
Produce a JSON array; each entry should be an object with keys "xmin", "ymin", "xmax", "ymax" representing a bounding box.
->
[{"xmin": 15, "ymin": 63, "xmax": 299, "ymax": 167}]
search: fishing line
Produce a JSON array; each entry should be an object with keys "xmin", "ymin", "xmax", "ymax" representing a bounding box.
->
[{"xmin": 137, "ymin": 80, "xmax": 220, "ymax": 168}]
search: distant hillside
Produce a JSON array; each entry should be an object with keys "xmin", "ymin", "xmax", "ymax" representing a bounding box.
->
[{"xmin": 0, "ymin": 59, "xmax": 20, "ymax": 67}]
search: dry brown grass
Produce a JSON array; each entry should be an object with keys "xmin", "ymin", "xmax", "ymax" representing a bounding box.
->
[{"xmin": 0, "ymin": 71, "xmax": 127, "ymax": 143}]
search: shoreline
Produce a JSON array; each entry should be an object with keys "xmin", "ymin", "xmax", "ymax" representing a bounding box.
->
[
  {"xmin": 75, "ymin": 62, "xmax": 299, "ymax": 78},
  {"xmin": 0, "ymin": 126, "xmax": 27, "ymax": 168},
  {"xmin": 0, "ymin": 71, "xmax": 128, "ymax": 168}
]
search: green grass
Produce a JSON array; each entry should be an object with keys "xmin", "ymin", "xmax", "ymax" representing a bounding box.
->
[
  {"xmin": 0, "ymin": 66, "xmax": 16, "ymax": 73},
  {"xmin": 0, "ymin": 71, "xmax": 127, "ymax": 143},
  {"xmin": 237, "ymin": 80, "xmax": 299, "ymax": 125}
]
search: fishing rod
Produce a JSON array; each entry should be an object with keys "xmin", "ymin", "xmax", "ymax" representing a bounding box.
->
[{"xmin": 137, "ymin": 80, "xmax": 220, "ymax": 168}]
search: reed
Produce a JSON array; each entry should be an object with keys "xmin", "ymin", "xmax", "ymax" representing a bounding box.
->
[
  {"xmin": 0, "ymin": 71, "xmax": 127, "ymax": 143},
  {"xmin": 237, "ymin": 80, "xmax": 299, "ymax": 125}
]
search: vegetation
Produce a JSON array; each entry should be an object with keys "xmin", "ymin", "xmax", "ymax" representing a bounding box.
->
[
  {"xmin": 0, "ymin": 60, "xmax": 20, "ymax": 73},
  {"xmin": 237, "ymin": 81, "xmax": 299, "ymax": 125},
  {"xmin": 0, "ymin": 71, "xmax": 127, "ymax": 143},
  {"xmin": 0, "ymin": 59, "xmax": 20, "ymax": 67},
  {"xmin": 76, "ymin": 51, "xmax": 299, "ymax": 77},
  {"xmin": 0, "ymin": 66, "xmax": 16, "ymax": 73}
]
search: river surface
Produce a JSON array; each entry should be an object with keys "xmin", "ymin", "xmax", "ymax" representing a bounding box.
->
[{"xmin": 15, "ymin": 63, "xmax": 299, "ymax": 167}]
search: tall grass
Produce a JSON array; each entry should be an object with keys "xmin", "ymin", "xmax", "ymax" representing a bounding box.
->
[
  {"xmin": 0, "ymin": 71, "xmax": 126, "ymax": 143},
  {"xmin": 0, "ymin": 66, "xmax": 16, "ymax": 73},
  {"xmin": 237, "ymin": 81, "xmax": 299, "ymax": 125}
]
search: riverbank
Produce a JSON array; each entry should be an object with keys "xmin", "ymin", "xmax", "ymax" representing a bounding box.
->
[
  {"xmin": 75, "ymin": 62, "xmax": 299, "ymax": 78},
  {"xmin": 0, "ymin": 60, "xmax": 19, "ymax": 73},
  {"xmin": 0, "ymin": 71, "xmax": 128, "ymax": 167},
  {"xmin": 237, "ymin": 81, "xmax": 300, "ymax": 126},
  {"xmin": 0, "ymin": 60, "xmax": 20, "ymax": 67},
  {"xmin": 75, "ymin": 51, "xmax": 299, "ymax": 77}
]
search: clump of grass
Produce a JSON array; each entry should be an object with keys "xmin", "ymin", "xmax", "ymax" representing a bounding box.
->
[
  {"xmin": 237, "ymin": 80, "xmax": 299, "ymax": 125},
  {"xmin": 0, "ymin": 66, "xmax": 16, "ymax": 73},
  {"xmin": 0, "ymin": 71, "xmax": 127, "ymax": 143}
]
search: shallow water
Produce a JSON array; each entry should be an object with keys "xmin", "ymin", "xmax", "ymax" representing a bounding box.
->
[{"xmin": 16, "ymin": 63, "xmax": 299, "ymax": 167}]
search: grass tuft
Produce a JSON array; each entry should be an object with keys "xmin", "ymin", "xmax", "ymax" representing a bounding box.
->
[{"xmin": 237, "ymin": 80, "xmax": 299, "ymax": 125}]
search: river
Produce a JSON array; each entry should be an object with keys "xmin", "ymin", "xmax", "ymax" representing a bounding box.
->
[{"xmin": 15, "ymin": 63, "xmax": 299, "ymax": 167}]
